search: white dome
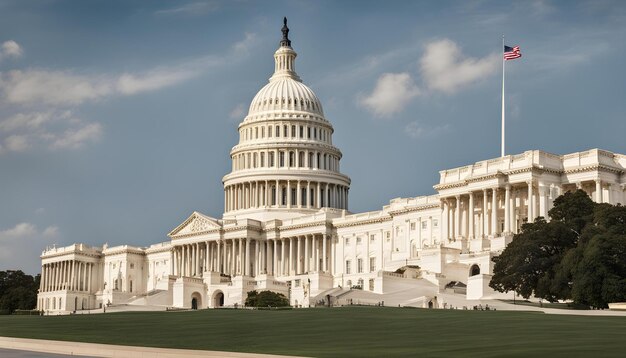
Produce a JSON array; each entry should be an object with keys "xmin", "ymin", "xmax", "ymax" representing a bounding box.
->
[{"xmin": 248, "ymin": 78, "xmax": 324, "ymax": 116}]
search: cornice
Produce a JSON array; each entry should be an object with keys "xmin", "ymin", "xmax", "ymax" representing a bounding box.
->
[
  {"xmin": 334, "ymin": 215, "xmax": 392, "ymax": 229},
  {"xmin": 387, "ymin": 203, "xmax": 440, "ymax": 216}
]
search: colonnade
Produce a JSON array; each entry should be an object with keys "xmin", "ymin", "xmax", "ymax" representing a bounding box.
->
[
  {"xmin": 441, "ymin": 181, "xmax": 544, "ymax": 241},
  {"xmin": 40, "ymin": 260, "xmax": 93, "ymax": 292},
  {"xmin": 232, "ymin": 148, "xmax": 339, "ymax": 172},
  {"xmin": 171, "ymin": 234, "xmax": 333, "ymax": 278},
  {"xmin": 224, "ymin": 180, "xmax": 348, "ymax": 212}
]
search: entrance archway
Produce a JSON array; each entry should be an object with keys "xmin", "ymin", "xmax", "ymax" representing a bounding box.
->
[
  {"xmin": 213, "ymin": 291, "xmax": 224, "ymax": 308},
  {"xmin": 191, "ymin": 292, "xmax": 202, "ymax": 310},
  {"xmin": 470, "ymin": 264, "xmax": 480, "ymax": 276}
]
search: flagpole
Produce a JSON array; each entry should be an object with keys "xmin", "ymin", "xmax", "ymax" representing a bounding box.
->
[{"xmin": 501, "ymin": 35, "xmax": 505, "ymax": 157}]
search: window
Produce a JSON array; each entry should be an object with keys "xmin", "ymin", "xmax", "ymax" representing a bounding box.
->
[
  {"xmin": 255, "ymin": 127, "xmax": 258, "ymax": 139},
  {"xmin": 260, "ymin": 152, "xmax": 265, "ymax": 167},
  {"xmin": 279, "ymin": 151, "xmax": 285, "ymax": 167},
  {"xmin": 291, "ymin": 125, "xmax": 296, "ymax": 137},
  {"xmin": 386, "ymin": 232, "xmax": 390, "ymax": 239},
  {"xmin": 307, "ymin": 127, "xmax": 311, "ymax": 138},
  {"xmin": 275, "ymin": 126, "xmax": 280, "ymax": 137},
  {"xmin": 281, "ymin": 187, "xmax": 287, "ymax": 206},
  {"xmin": 284, "ymin": 125, "xmax": 288, "ymax": 137},
  {"xmin": 346, "ymin": 280, "xmax": 352, "ymax": 287},
  {"xmin": 357, "ymin": 258, "xmax": 363, "ymax": 273},
  {"xmin": 345, "ymin": 260, "xmax": 351, "ymax": 274},
  {"xmin": 268, "ymin": 126, "xmax": 272, "ymax": 137},
  {"xmin": 261, "ymin": 127, "xmax": 265, "ymax": 138},
  {"xmin": 369, "ymin": 279, "xmax": 375, "ymax": 291},
  {"xmin": 370, "ymin": 234, "xmax": 375, "ymax": 242},
  {"xmin": 433, "ymin": 219, "xmax": 439, "ymax": 228},
  {"xmin": 345, "ymin": 238, "xmax": 350, "ymax": 245},
  {"xmin": 411, "ymin": 222, "xmax": 416, "ymax": 230},
  {"xmin": 299, "ymin": 125, "xmax": 304, "ymax": 138},
  {"xmin": 291, "ymin": 188, "xmax": 296, "ymax": 205},
  {"xmin": 357, "ymin": 237, "xmax": 362, "ymax": 244},
  {"xmin": 422, "ymin": 221, "xmax": 428, "ymax": 230},
  {"xmin": 289, "ymin": 151, "xmax": 295, "ymax": 167},
  {"xmin": 269, "ymin": 152, "xmax": 275, "ymax": 167},
  {"xmin": 295, "ymin": 279, "xmax": 301, "ymax": 287},
  {"xmin": 369, "ymin": 257, "xmax": 376, "ymax": 272},
  {"xmin": 314, "ymin": 127, "xmax": 317, "ymax": 139}
]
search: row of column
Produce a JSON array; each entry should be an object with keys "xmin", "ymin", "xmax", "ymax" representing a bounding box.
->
[
  {"xmin": 225, "ymin": 180, "xmax": 348, "ymax": 212},
  {"xmin": 171, "ymin": 234, "xmax": 333, "ymax": 278},
  {"xmin": 40, "ymin": 260, "xmax": 93, "ymax": 293},
  {"xmin": 233, "ymin": 148, "xmax": 339, "ymax": 172},
  {"xmin": 442, "ymin": 181, "xmax": 542, "ymax": 240}
]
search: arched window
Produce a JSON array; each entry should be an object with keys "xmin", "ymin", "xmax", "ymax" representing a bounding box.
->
[
  {"xmin": 298, "ymin": 152, "xmax": 304, "ymax": 167},
  {"xmin": 279, "ymin": 151, "xmax": 285, "ymax": 167},
  {"xmin": 276, "ymin": 126, "xmax": 280, "ymax": 137},
  {"xmin": 470, "ymin": 264, "xmax": 480, "ymax": 277},
  {"xmin": 260, "ymin": 152, "xmax": 265, "ymax": 167},
  {"xmin": 269, "ymin": 126, "xmax": 273, "ymax": 138},
  {"xmin": 317, "ymin": 153, "xmax": 321, "ymax": 169},
  {"xmin": 289, "ymin": 151, "xmax": 295, "ymax": 167},
  {"xmin": 283, "ymin": 125, "xmax": 288, "ymax": 137},
  {"xmin": 269, "ymin": 152, "xmax": 275, "ymax": 167},
  {"xmin": 281, "ymin": 187, "xmax": 287, "ymax": 206},
  {"xmin": 291, "ymin": 125, "xmax": 296, "ymax": 137},
  {"xmin": 261, "ymin": 127, "xmax": 265, "ymax": 138},
  {"xmin": 308, "ymin": 152, "xmax": 314, "ymax": 168}
]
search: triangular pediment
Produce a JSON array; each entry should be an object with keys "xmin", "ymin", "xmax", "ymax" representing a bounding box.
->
[{"xmin": 168, "ymin": 211, "xmax": 222, "ymax": 238}]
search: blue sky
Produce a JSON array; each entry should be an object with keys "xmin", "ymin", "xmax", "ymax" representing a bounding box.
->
[{"xmin": 1, "ymin": 0, "xmax": 624, "ymax": 274}]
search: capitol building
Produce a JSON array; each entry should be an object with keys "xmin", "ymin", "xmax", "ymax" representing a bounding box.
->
[{"xmin": 37, "ymin": 20, "xmax": 626, "ymax": 313}]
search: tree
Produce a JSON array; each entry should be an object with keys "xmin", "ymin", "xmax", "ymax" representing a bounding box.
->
[
  {"xmin": 245, "ymin": 290, "xmax": 289, "ymax": 307},
  {"xmin": 490, "ymin": 190, "xmax": 626, "ymax": 308},
  {"xmin": 0, "ymin": 270, "xmax": 40, "ymax": 313}
]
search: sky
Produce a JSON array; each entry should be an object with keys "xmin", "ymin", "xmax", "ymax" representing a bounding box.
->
[{"xmin": 1, "ymin": 0, "xmax": 625, "ymax": 274}]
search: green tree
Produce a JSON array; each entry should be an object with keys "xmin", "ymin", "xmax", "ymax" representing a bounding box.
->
[
  {"xmin": 245, "ymin": 290, "xmax": 289, "ymax": 307},
  {"xmin": 0, "ymin": 270, "xmax": 40, "ymax": 313}
]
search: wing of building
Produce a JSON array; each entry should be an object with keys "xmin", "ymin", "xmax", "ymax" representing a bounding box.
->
[{"xmin": 36, "ymin": 20, "xmax": 626, "ymax": 313}]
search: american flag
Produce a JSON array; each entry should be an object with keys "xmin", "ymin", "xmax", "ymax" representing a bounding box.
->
[{"xmin": 504, "ymin": 45, "xmax": 521, "ymax": 60}]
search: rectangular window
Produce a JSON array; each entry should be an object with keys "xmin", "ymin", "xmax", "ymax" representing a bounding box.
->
[
  {"xmin": 357, "ymin": 237, "xmax": 362, "ymax": 244},
  {"xmin": 276, "ymin": 126, "xmax": 280, "ymax": 137},
  {"xmin": 291, "ymin": 125, "xmax": 296, "ymax": 137},
  {"xmin": 369, "ymin": 257, "xmax": 376, "ymax": 272},
  {"xmin": 299, "ymin": 125, "xmax": 304, "ymax": 138},
  {"xmin": 260, "ymin": 153, "xmax": 265, "ymax": 167},
  {"xmin": 357, "ymin": 258, "xmax": 363, "ymax": 273},
  {"xmin": 411, "ymin": 222, "xmax": 416, "ymax": 230},
  {"xmin": 422, "ymin": 221, "xmax": 427, "ymax": 230},
  {"xmin": 345, "ymin": 260, "xmax": 351, "ymax": 274},
  {"xmin": 284, "ymin": 125, "xmax": 288, "ymax": 137},
  {"xmin": 261, "ymin": 127, "xmax": 265, "ymax": 138},
  {"xmin": 279, "ymin": 152, "xmax": 285, "ymax": 167},
  {"xmin": 369, "ymin": 279, "xmax": 375, "ymax": 291},
  {"xmin": 433, "ymin": 219, "xmax": 438, "ymax": 228},
  {"xmin": 345, "ymin": 238, "xmax": 350, "ymax": 245},
  {"xmin": 269, "ymin": 126, "xmax": 272, "ymax": 137},
  {"xmin": 295, "ymin": 279, "xmax": 300, "ymax": 287},
  {"xmin": 307, "ymin": 127, "xmax": 311, "ymax": 138}
]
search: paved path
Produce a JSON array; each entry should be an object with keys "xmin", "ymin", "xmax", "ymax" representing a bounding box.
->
[
  {"xmin": 0, "ymin": 337, "xmax": 307, "ymax": 358},
  {"xmin": 0, "ymin": 348, "xmax": 93, "ymax": 357}
]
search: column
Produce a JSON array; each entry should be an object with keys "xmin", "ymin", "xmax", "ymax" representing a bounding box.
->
[
  {"xmin": 275, "ymin": 180, "xmax": 280, "ymax": 207},
  {"xmin": 307, "ymin": 181, "xmax": 311, "ymax": 208},
  {"xmin": 510, "ymin": 189, "xmax": 517, "ymax": 233},
  {"xmin": 287, "ymin": 180, "xmax": 291, "ymax": 208},
  {"xmin": 297, "ymin": 236, "xmax": 302, "ymax": 274},
  {"xmin": 504, "ymin": 185, "xmax": 511, "ymax": 234},
  {"xmin": 304, "ymin": 235, "xmax": 309, "ymax": 273},
  {"xmin": 491, "ymin": 187, "xmax": 498, "ymax": 236},
  {"xmin": 316, "ymin": 182, "xmax": 321, "ymax": 208},
  {"xmin": 322, "ymin": 234, "xmax": 327, "ymax": 272},
  {"xmin": 245, "ymin": 238, "xmax": 250, "ymax": 276},
  {"xmin": 468, "ymin": 192, "xmax": 474, "ymax": 239},
  {"xmin": 290, "ymin": 237, "xmax": 295, "ymax": 275},
  {"xmin": 170, "ymin": 250, "xmax": 174, "ymax": 275},
  {"xmin": 454, "ymin": 195, "xmax": 461, "ymax": 239},
  {"xmin": 217, "ymin": 241, "xmax": 221, "ymax": 273},
  {"xmin": 595, "ymin": 179, "xmax": 603, "ymax": 203},
  {"xmin": 273, "ymin": 239, "xmax": 278, "ymax": 276},
  {"xmin": 297, "ymin": 181, "xmax": 301, "ymax": 208},
  {"xmin": 280, "ymin": 239, "xmax": 285, "ymax": 276},
  {"xmin": 527, "ymin": 181, "xmax": 533, "ymax": 222},
  {"xmin": 87, "ymin": 263, "xmax": 92, "ymax": 293},
  {"xmin": 483, "ymin": 189, "xmax": 489, "ymax": 237},
  {"xmin": 442, "ymin": 200, "xmax": 449, "ymax": 241},
  {"xmin": 313, "ymin": 235, "xmax": 319, "ymax": 271}
]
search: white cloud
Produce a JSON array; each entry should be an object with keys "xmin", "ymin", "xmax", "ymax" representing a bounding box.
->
[
  {"xmin": 360, "ymin": 73, "xmax": 420, "ymax": 118},
  {"xmin": 0, "ymin": 222, "xmax": 37, "ymax": 239},
  {"xmin": 50, "ymin": 122, "xmax": 102, "ymax": 149},
  {"xmin": 116, "ymin": 69, "xmax": 195, "ymax": 95},
  {"xmin": 404, "ymin": 121, "xmax": 450, "ymax": 139},
  {"xmin": 232, "ymin": 33, "xmax": 258, "ymax": 55},
  {"xmin": 1, "ymin": 40, "xmax": 23, "ymax": 59},
  {"xmin": 229, "ymin": 103, "xmax": 246, "ymax": 120},
  {"xmin": 4, "ymin": 134, "xmax": 30, "ymax": 151},
  {"xmin": 420, "ymin": 39, "xmax": 499, "ymax": 93},
  {"xmin": 0, "ymin": 222, "xmax": 60, "ymax": 273},
  {"xmin": 154, "ymin": 1, "xmax": 219, "ymax": 16}
]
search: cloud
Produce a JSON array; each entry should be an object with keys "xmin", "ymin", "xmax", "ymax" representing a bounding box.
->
[
  {"xmin": 229, "ymin": 103, "xmax": 246, "ymax": 120},
  {"xmin": 404, "ymin": 121, "xmax": 450, "ymax": 139},
  {"xmin": 154, "ymin": 1, "xmax": 219, "ymax": 16},
  {"xmin": 49, "ymin": 122, "xmax": 102, "ymax": 149},
  {"xmin": 0, "ymin": 110, "xmax": 101, "ymax": 154},
  {"xmin": 232, "ymin": 33, "xmax": 258, "ymax": 55},
  {"xmin": 420, "ymin": 39, "xmax": 499, "ymax": 93},
  {"xmin": 116, "ymin": 69, "xmax": 195, "ymax": 95},
  {"xmin": 0, "ymin": 222, "xmax": 60, "ymax": 273},
  {"xmin": 360, "ymin": 73, "xmax": 420, "ymax": 118},
  {"xmin": 1, "ymin": 40, "xmax": 23, "ymax": 60}
]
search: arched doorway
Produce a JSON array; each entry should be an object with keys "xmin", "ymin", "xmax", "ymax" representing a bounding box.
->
[
  {"xmin": 470, "ymin": 264, "xmax": 480, "ymax": 276},
  {"xmin": 191, "ymin": 292, "xmax": 202, "ymax": 310},
  {"xmin": 213, "ymin": 291, "xmax": 224, "ymax": 308}
]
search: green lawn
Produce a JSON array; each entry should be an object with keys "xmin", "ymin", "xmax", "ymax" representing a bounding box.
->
[{"xmin": 1, "ymin": 307, "xmax": 624, "ymax": 357}]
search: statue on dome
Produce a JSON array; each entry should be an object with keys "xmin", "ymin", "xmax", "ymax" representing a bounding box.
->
[{"xmin": 280, "ymin": 17, "xmax": 291, "ymax": 47}]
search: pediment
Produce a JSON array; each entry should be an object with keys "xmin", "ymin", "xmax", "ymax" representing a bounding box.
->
[{"xmin": 168, "ymin": 211, "xmax": 222, "ymax": 238}]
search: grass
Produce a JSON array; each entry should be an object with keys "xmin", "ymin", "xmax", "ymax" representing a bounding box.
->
[{"xmin": 1, "ymin": 307, "xmax": 625, "ymax": 357}]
